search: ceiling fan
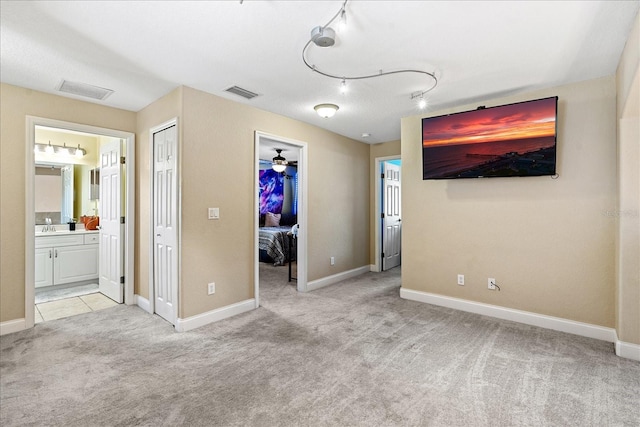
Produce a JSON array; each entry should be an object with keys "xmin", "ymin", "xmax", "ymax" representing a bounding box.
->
[{"xmin": 271, "ymin": 148, "xmax": 298, "ymax": 175}]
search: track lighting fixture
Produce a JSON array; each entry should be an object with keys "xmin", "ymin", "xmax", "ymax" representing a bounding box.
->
[
  {"xmin": 303, "ymin": 0, "xmax": 437, "ymax": 104},
  {"xmin": 411, "ymin": 91, "xmax": 428, "ymax": 110},
  {"xmin": 340, "ymin": 79, "xmax": 347, "ymax": 94}
]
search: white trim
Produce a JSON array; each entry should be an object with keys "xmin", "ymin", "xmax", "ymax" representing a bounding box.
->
[
  {"xmin": 148, "ymin": 118, "xmax": 180, "ymax": 323},
  {"xmin": 369, "ymin": 264, "xmax": 376, "ymax": 272},
  {"xmin": 374, "ymin": 155, "xmax": 401, "ymax": 273},
  {"xmin": 0, "ymin": 319, "xmax": 27, "ymax": 336},
  {"xmin": 174, "ymin": 299, "xmax": 255, "ymax": 332},
  {"xmin": 25, "ymin": 116, "xmax": 135, "ymax": 329},
  {"xmin": 307, "ymin": 265, "xmax": 370, "ymax": 292},
  {"xmin": 616, "ymin": 340, "xmax": 640, "ymax": 361},
  {"xmin": 254, "ymin": 131, "xmax": 308, "ymax": 303},
  {"xmin": 400, "ymin": 288, "xmax": 617, "ymax": 343},
  {"xmin": 135, "ymin": 294, "xmax": 152, "ymax": 314}
]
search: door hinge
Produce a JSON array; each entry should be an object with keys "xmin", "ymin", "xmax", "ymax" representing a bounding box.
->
[
  {"xmin": 381, "ymin": 252, "xmax": 385, "ymax": 258},
  {"xmin": 381, "ymin": 173, "xmax": 385, "ymax": 179},
  {"xmin": 120, "ymin": 276, "xmax": 125, "ymax": 284},
  {"xmin": 381, "ymin": 213, "xmax": 385, "ymax": 219},
  {"xmin": 120, "ymin": 216, "xmax": 125, "ymax": 224},
  {"xmin": 120, "ymin": 156, "xmax": 126, "ymax": 164}
]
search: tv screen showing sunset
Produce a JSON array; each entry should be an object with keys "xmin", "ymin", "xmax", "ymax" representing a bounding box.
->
[{"xmin": 422, "ymin": 96, "xmax": 557, "ymax": 179}]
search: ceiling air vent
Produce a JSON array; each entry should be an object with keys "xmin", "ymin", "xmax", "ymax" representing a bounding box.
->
[
  {"xmin": 57, "ymin": 80, "xmax": 114, "ymax": 100},
  {"xmin": 224, "ymin": 85, "xmax": 259, "ymax": 100}
]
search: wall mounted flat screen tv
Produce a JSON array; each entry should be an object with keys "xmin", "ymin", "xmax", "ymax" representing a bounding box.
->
[{"xmin": 422, "ymin": 96, "xmax": 558, "ymax": 179}]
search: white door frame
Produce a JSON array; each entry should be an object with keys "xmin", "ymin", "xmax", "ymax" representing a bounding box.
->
[
  {"xmin": 254, "ymin": 131, "xmax": 308, "ymax": 307},
  {"xmin": 373, "ymin": 155, "xmax": 401, "ymax": 273},
  {"xmin": 147, "ymin": 118, "xmax": 180, "ymax": 319},
  {"xmin": 25, "ymin": 116, "xmax": 136, "ymax": 329}
]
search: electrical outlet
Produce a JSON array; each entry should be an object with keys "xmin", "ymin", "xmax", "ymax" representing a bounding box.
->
[
  {"xmin": 457, "ymin": 274, "xmax": 464, "ymax": 286},
  {"xmin": 330, "ymin": 256, "xmax": 335, "ymax": 266},
  {"xmin": 488, "ymin": 278, "xmax": 496, "ymax": 290},
  {"xmin": 208, "ymin": 282, "xmax": 216, "ymax": 295}
]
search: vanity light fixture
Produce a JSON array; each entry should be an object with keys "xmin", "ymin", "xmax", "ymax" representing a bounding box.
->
[
  {"xmin": 272, "ymin": 149, "xmax": 288, "ymax": 172},
  {"xmin": 35, "ymin": 141, "xmax": 86, "ymax": 158},
  {"xmin": 314, "ymin": 103, "xmax": 339, "ymax": 118},
  {"xmin": 303, "ymin": 0, "xmax": 438, "ymax": 104}
]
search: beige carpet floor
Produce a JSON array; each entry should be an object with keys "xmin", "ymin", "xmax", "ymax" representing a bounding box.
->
[{"xmin": 1, "ymin": 264, "xmax": 638, "ymax": 426}]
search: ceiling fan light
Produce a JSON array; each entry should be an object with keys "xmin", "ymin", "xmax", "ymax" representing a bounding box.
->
[
  {"xmin": 314, "ymin": 103, "xmax": 339, "ymax": 118},
  {"xmin": 272, "ymin": 163, "xmax": 287, "ymax": 173},
  {"xmin": 272, "ymin": 149, "xmax": 288, "ymax": 172}
]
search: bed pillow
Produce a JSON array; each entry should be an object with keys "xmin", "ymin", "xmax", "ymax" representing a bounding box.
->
[{"xmin": 265, "ymin": 212, "xmax": 281, "ymax": 227}]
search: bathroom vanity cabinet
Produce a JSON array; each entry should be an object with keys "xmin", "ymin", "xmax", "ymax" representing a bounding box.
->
[{"xmin": 35, "ymin": 232, "xmax": 99, "ymax": 288}]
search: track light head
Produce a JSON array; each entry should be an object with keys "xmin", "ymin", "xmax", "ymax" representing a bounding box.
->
[{"xmin": 311, "ymin": 26, "xmax": 336, "ymax": 47}]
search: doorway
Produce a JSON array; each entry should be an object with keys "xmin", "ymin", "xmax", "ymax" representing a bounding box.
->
[
  {"xmin": 374, "ymin": 156, "xmax": 402, "ymax": 272},
  {"xmin": 25, "ymin": 116, "xmax": 135, "ymax": 328},
  {"xmin": 254, "ymin": 132, "xmax": 308, "ymax": 307}
]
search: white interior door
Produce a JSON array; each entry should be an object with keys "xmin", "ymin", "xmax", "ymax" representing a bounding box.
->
[
  {"xmin": 153, "ymin": 125, "xmax": 178, "ymax": 324},
  {"xmin": 99, "ymin": 139, "xmax": 124, "ymax": 302},
  {"xmin": 382, "ymin": 162, "xmax": 401, "ymax": 270}
]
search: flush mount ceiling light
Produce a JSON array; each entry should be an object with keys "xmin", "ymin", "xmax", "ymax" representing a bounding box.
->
[
  {"xmin": 314, "ymin": 103, "xmax": 339, "ymax": 118},
  {"xmin": 303, "ymin": 0, "xmax": 438, "ymax": 103},
  {"xmin": 272, "ymin": 149, "xmax": 288, "ymax": 172}
]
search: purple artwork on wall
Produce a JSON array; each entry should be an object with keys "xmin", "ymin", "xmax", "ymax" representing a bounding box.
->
[{"xmin": 259, "ymin": 169, "xmax": 284, "ymax": 214}]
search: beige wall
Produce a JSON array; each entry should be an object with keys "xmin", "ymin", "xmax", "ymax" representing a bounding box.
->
[
  {"xmin": 615, "ymin": 13, "xmax": 640, "ymax": 345},
  {"xmin": 401, "ymin": 77, "xmax": 617, "ymax": 327},
  {"xmin": 133, "ymin": 86, "xmax": 370, "ymax": 319},
  {"xmin": 369, "ymin": 140, "xmax": 401, "ymax": 265},
  {"xmin": 176, "ymin": 86, "xmax": 369, "ymax": 318},
  {"xmin": 0, "ymin": 83, "xmax": 136, "ymax": 322},
  {"xmin": 135, "ymin": 87, "xmax": 183, "ymax": 299}
]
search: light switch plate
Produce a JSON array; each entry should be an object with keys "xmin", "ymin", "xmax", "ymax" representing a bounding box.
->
[{"xmin": 208, "ymin": 207, "xmax": 220, "ymax": 220}]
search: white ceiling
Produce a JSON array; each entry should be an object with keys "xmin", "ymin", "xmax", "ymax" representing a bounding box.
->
[{"xmin": 1, "ymin": 1, "xmax": 638, "ymax": 144}]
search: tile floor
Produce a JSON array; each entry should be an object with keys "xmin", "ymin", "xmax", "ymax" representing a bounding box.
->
[{"xmin": 35, "ymin": 292, "xmax": 118, "ymax": 323}]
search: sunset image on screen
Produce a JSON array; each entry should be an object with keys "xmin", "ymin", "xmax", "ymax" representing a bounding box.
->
[{"xmin": 422, "ymin": 97, "xmax": 557, "ymax": 179}]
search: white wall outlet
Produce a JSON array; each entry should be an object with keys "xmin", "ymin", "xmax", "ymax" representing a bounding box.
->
[
  {"xmin": 330, "ymin": 256, "xmax": 335, "ymax": 266},
  {"xmin": 208, "ymin": 282, "xmax": 216, "ymax": 295},
  {"xmin": 208, "ymin": 207, "xmax": 220, "ymax": 220},
  {"xmin": 457, "ymin": 274, "xmax": 464, "ymax": 286},
  {"xmin": 488, "ymin": 278, "xmax": 496, "ymax": 290}
]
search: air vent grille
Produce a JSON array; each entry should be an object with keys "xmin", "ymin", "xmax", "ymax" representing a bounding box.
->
[
  {"xmin": 57, "ymin": 80, "xmax": 114, "ymax": 100},
  {"xmin": 224, "ymin": 85, "xmax": 259, "ymax": 100}
]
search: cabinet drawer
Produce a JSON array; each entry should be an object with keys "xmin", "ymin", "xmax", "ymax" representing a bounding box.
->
[
  {"xmin": 35, "ymin": 234, "xmax": 84, "ymax": 248},
  {"xmin": 84, "ymin": 233, "xmax": 99, "ymax": 244}
]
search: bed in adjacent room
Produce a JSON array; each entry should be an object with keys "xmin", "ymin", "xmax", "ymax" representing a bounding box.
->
[{"xmin": 259, "ymin": 225, "xmax": 294, "ymax": 266}]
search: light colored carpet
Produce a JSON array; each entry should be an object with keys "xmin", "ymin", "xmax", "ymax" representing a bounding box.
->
[{"xmin": 1, "ymin": 265, "xmax": 639, "ymax": 426}]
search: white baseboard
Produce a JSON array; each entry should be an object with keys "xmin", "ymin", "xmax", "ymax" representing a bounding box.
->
[
  {"xmin": 616, "ymin": 340, "xmax": 640, "ymax": 361},
  {"xmin": 307, "ymin": 265, "xmax": 370, "ymax": 292},
  {"xmin": 369, "ymin": 264, "xmax": 380, "ymax": 273},
  {"xmin": 135, "ymin": 294, "xmax": 152, "ymax": 314},
  {"xmin": 174, "ymin": 298, "xmax": 255, "ymax": 332},
  {"xmin": 400, "ymin": 288, "xmax": 617, "ymax": 343},
  {"xmin": 0, "ymin": 318, "xmax": 27, "ymax": 336}
]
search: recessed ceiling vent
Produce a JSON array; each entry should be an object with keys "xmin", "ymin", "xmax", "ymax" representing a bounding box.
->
[
  {"xmin": 224, "ymin": 85, "xmax": 259, "ymax": 100},
  {"xmin": 57, "ymin": 79, "xmax": 114, "ymax": 100}
]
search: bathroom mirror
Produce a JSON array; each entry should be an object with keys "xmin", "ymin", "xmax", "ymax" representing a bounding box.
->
[{"xmin": 35, "ymin": 162, "xmax": 97, "ymax": 225}]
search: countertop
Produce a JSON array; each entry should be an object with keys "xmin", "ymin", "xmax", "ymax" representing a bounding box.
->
[{"xmin": 35, "ymin": 229, "xmax": 99, "ymax": 237}]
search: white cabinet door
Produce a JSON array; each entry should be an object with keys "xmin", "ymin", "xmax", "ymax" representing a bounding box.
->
[
  {"xmin": 54, "ymin": 244, "xmax": 99, "ymax": 285},
  {"xmin": 35, "ymin": 247, "xmax": 53, "ymax": 288}
]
